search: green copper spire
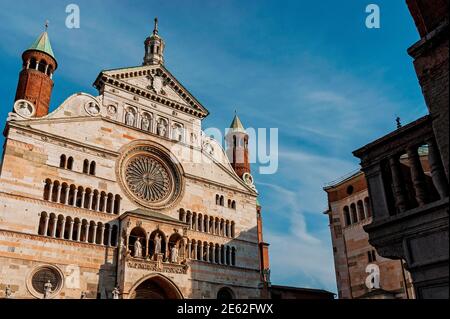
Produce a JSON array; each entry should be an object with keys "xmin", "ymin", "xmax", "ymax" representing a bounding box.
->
[
  {"xmin": 229, "ymin": 113, "xmax": 246, "ymax": 133},
  {"xmin": 28, "ymin": 23, "xmax": 56, "ymax": 60}
]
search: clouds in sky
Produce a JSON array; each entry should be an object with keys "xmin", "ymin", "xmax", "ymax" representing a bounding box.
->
[{"xmin": 0, "ymin": 0, "xmax": 428, "ymax": 293}]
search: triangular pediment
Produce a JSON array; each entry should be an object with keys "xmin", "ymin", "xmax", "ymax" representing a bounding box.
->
[{"xmin": 94, "ymin": 64, "xmax": 209, "ymax": 118}]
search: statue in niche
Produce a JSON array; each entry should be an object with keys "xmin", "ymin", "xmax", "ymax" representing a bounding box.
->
[
  {"xmin": 172, "ymin": 124, "xmax": 184, "ymax": 142},
  {"xmin": 157, "ymin": 119, "xmax": 168, "ymax": 137},
  {"xmin": 141, "ymin": 114, "xmax": 151, "ymax": 131},
  {"xmin": 43, "ymin": 280, "xmax": 53, "ymax": 299},
  {"xmin": 170, "ymin": 245, "xmax": 179, "ymax": 263},
  {"xmin": 16, "ymin": 101, "xmax": 33, "ymax": 117},
  {"xmin": 112, "ymin": 287, "xmax": 120, "ymax": 299},
  {"xmin": 5, "ymin": 285, "xmax": 12, "ymax": 299},
  {"xmin": 154, "ymin": 234, "xmax": 162, "ymax": 255},
  {"xmin": 133, "ymin": 238, "xmax": 143, "ymax": 258},
  {"xmin": 125, "ymin": 109, "xmax": 136, "ymax": 126}
]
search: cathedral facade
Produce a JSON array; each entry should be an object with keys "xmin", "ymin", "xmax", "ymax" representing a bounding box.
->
[{"xmin": 0, "ymin": 20, "xmax": 269, "ymax": 299}]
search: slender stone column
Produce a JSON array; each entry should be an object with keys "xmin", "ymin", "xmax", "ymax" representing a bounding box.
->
[
  {"xmin": 427, "ymin": 138, "xmax": 449, "ymax": 199},
  {"xmin": 51, "ymin": 218, "xmax": 57, "ymax": 237},
  {"xmin": 72, "ymin": 189, "xmax": 78, "ymax": 207},
  {"xmin": 68, "ymin": 221, "xmax": 74, "ymax": 241},
  {"xmin": 227, "ymin": 223, "xmax": 231, "ymax": 237},
  {"xmin": 56, "ymin": 185, "xmax": 62, "ymax": 203},
  {"xmin": 187, "ymin": 241, "xmax": 192, "ymax": 259},
  {"xmin": 26, "ymin": 60, "xmax": 30, "ymax": 69},
  {"xmin": 193, "ymin": 242, "xmax": 198, "ymax": 260},
  {"xmin": 102, "ymin": 196, "xmax": 107, "ymax": 212},
  {"xmin": 111, "ymin": 200, "xmax": 115, "ymax": 215},
  {"xmin": 218, "ymin": 247, "xmax": 222, "ymax": 264},
  {"xmin": 81, "ymin": 191, "xmax": 86, "ymax": 208},
  {"xmin": 206, "ymin": 244, "xmax": 210, "ymax": 262},
  {"xmin": 95, "ymin": 195, "xmax": 100, "ymax": 211},
  {"xmin": 48, "ymin": 183, "xmax": 54, "ymax": 201},
  {"xmin": 389, "ymin": 155, "xmax": 408, "ymax": 213},
  {"xmin": 84, "ymin": 224, "xmax": 90, "ymax": 243},
  {"xmin": 88, "ymin": 193, "xmax": 94, "ymax": 210},
  {"xmin": 60, "ymin": 219, "xmax": 66, "ymax": 239},
  {"xmin": 108, "ymin": 227, "xmax": 113, "ymax": 246},
  {"xmin": 92, "ymin": 225, "xmax": 98, "ymax": 244},
  {"xmin": 199, "ymin": 242, "xmax": 204, "ymax": 261},
  {"xmin": 205, "ymin": 218, "xmax": 209, "ymax": 233},
  {"xmin": 77, "ymin": 223, "xmax": 82, "ymax": 241},
  {"xmin": 35, "ymin": 62, "xmax": 39, "ymax": 70},
  {"xmin": 100, "ymin": 225, "xmax": 105, "ymax": 245},
  {"xmin": 64, "ymin": 189, "xmax": 69, "ymax": 205},
  {"xmin": 212, "ymin": 246, "xmax": 216, "ymax": 263},
  {"xmin": 43, "ymin": 216, "xmax": 50, "ymax": 236},
  {"xmin": 407, "ymin": 147, "xmax": 428, "ymax": 206},
  {"xmin": 193, "ymin": 216, "xmax": 197, "ymax": 231}
]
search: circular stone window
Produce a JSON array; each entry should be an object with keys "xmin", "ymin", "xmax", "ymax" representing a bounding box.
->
[
  {"xmin": 346, "ymin": 185, "xmax": 354, "ymax": 195},
  {"xmin": 27, "ymin": 265, "xmax": 63, "ymax": 299},
  {"xmin": 117, "ymin": 141, "xmax": 184, "ymax": 210}
]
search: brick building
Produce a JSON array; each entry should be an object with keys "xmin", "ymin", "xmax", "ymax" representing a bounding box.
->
[
  {"xmin": 324, "ymin": 170, "xmax": 415, "ymax": 299},
  {"xmin": 353, "ymin": 0, "xmax": 449, "ymax": 299}
]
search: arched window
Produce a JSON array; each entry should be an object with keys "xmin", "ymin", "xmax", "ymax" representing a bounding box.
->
[
  {"xmin": 215, "ymin": 194, "xmax": 220, "ymax": 205},
  {"xmin": 83, "ymin": 159, "xmax": 89, "ymax": 174},
  {"xmin": 89, "ymin": 161, "xmax": 96, "ymax": 176},
  {"xmin": 76, "ymin": 186, "xmax": 83, "ymax": 207},
  {"xmin": 51, "ymin": 181, "xmax": 60, "ymax": 202},
  {"xmin": 95, "ymin": 223, "xmax": 103, "ymax": 245},
  {"xmin": 60, "ymin": 183, "xmax": 68, "ymax": 204},
  {"xmin": 64, "ymin": 216, "xmax": 72, "ymax": 239},
  {"xmin": 220, "ymin": 196, "xmax": 225, "ymax": 206},
  {"xmin": 73, "ymin": 218, "xmax": 81, "ymax": 241},
  {"xmin": 67, "ymin": 157, "xmax": 74, "ymax": 170},
  {"xmin": 47, "ymin": 213, "xmax": 57, "ymax": 237},
  {"xmin": 43, "ymin": 179, "xmax": 52, "ymax": 200},
  {"xmin": 231, "ymin": 201, "xmax": 236, "ymax": 209},
  {"xmin": 231, "ymin": 222, "xmax": 235, "ymax": 238},
  {"xmin": 38, "ymin": 61, "xmax": 46, "ymax": 73},
  {"xmin": 59, "ymin": 155, "xmax": 67, "ymax": 168},
  {"xmin": 106, "ymin": 193, "xmax": 114, "ymax": 213},
  {"xmin": 29, "ymin": 58, "xmax": 37, "ymax": 70},
  {"xmin": 83, "ymin": 189, "xmax": 92, "ymax": 209},
  {"xmin": 56, "ymin": 215, "xmax": 65, "ymax": 238},
  {"xmin": 343, "ymin": 206, "xmax": 351, "ymax": 226},
  {"xmin": 88, "ymin": 221, "xmax": 96, "ymax": 243},
  {"xmin": 231, "ymin": 247, "xmax": 236, "ymax": 266},
  {"xmin": 80, "ymin": 219, "xmax": 88, "ymax": 242},
  {"xmin": 38, "ymin": 212, "xmax": 48, "ymax": 235},
  {"xmin": 111, "ymin": 225, "xmax": 118, "ymax": 246},
  {"xmin": 227, "ymin": 199, "xmax": 231, "ymax": 208},
  {"xmin": 217, "ymin": 287, "xmax": 234, "ymax": 300}
]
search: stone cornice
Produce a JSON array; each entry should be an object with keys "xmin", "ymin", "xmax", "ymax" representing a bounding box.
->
[{"xmin": 94, "ymin": 65, "xmax": 209, "ymax": 119}]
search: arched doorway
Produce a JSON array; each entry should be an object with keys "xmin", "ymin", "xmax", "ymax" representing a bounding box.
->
[
  {"xmin": 217, "ymin": 287, "xmax": 234, "ymax": 299},
  {"xmin": 129, "ymin": 274, "xmax": 183, "ymax": 299}
]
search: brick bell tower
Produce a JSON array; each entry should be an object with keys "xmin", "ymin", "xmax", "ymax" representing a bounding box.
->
[
  {"xmin": 15, "ymin": 23, "xmax": 57, "ymax": 117},
  {"xmin": 226, "ymin": 114, "xmax": 251, "ymax": 178}
]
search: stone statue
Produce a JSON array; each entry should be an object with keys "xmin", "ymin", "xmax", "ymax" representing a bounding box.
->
[
  {"xmin": 87, "ymin": 102, "xmax": 100, "ymax": 115},
  {"xmin": 80, "ymin": 291, "xmax": 86, "ymax": 299},
  {"xmin": 112, "ymin": 287, "xmax": 120, "ymax": 299},
  {"xmin": 171, "ymin": 245, "xmax": 179, "ymax": 263},
  {"xmin": 5, "ymin": 285, "xmax": 12, "ymax": 299},
  {"xmin": 133, "ymin": 238, "xmax": 143, "ymax": 258},
  {"xmin": 154, "ymin": 235, "xmax": 162, "ymax": 255},
  {"xmin": 262, "ymin": 268, "xmax": 271, "ymax": 284},
  {"xmin": 43, "ymin": 280, "xmax": 53, "ymax": 299},
  {"xmin": 141, "ymin": 116, "xmax": 151, "ymax": 131},
  {"xmin": 125, "ymin": 110, "xmax": 135, "ymax": 126},
  {"xmin": 157, "ymin": 119, "xmax": 167, "ymax": 137}
]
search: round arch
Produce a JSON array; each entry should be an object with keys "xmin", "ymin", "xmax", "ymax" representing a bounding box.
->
[{"xmin": 128, "ymin": 274, "xmax": 184, "ymax": 299}]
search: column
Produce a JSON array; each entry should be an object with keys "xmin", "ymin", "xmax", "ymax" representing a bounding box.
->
[
  {"xmin": 427, "ymin": 138, "xmax": 449, "ymax": 199},
  {"xmin": 64, "ymin": 189, "xmax": 69, "ymax": 205},
  {"xmin": 48, "ymin": 183, "xmax": 54, "ymax": 201},
  {"xmin": 389, "ymin": 155, "xmax": 408, "ymax": 213},
  {"xmin": 218, "ymin": 247, "xmax": 222, "ymax": 264},
  {"xmin": 212, "ymin": 246, "xmax": 216, "ymax": 264},
  {"xmin": 165, "ymin": 241, "xmax": 169, "ymax": 260},
  {"xmin": 407, "ymin": 147, "xmax": 428, "ymax": 206},
  {"xmin": 111, "ymin": 200, "xmax": 115, "ymax": 215},
  {"xmin": 88, "ymin": 193, "xmax": 94, "ymax": 210},
  {"xmin": 81, "ymin": 191, "xmax": 86, "ymax": 208},
  {"xmin": 56, "ymin": 185, "xmax": 62, "ymax": 203},
  {"xmin": 205, "ymin": 218, "xmax": 209, "ymax": 233},
  {"xmin": 227, "ymin": 223, "xmax": 231, "ymax": 238},
  {"xmin": 187, "ymin": 241, "xmax": 192, "ymax": 259},
  {"xmin": 98, "ymin": 225, "xmax": 104, "ymax": 245},
  {"xmin": 59, "ymin": 219, "xmax": 66, "ymax": 239},
  {"xmin": 26, "ymin": 60, "xmax": 30, "ymax": 69},
  {"xmin": 51, "ymin": 218, "xmax": 57, "ymax": 237},
  {"xmin": 43, "ymin": 216, "xmax": 50, "ymax": 236},
  {"xmin": 84, "ymin": 224, "xmax": 90, "ymax": 243},
  {"xmin": 44, "ymin": 64, "xmax": 49, "ymax": 74},
  {"xmin": 35, "ymin": 62, "xmax": 39, "ymax": 70},
  {"xmin": 206, "ymin": 244, "xmax": 210, "ymax": 262},
  {"xmin": 193, "ymin": 242, "xmax": 198, "ymax": 260},
  {"xmin": 102, "ymin": 197, "xmax": 107, "ymax": 213},
  {"xmin": 145, "ymin": 236, "xmax": 149, "ymax": 257},
  {"xmin": 198, "ymin": 242, "xmax": 203, "ymax": 261},
  {"xmin": 96, "ymin": 195, "xmax": 101, "ymax": 212},
  {"xmin": 69, "ymin": 221, "xmax": 75, "ymax": 241},
  {"xmin": 77, "ymin": 223, "xmax": 82, "ymax": 241},
  {"xmin": 72, "ymin": 189, "xmax": 78, "ymax": 207},
  {"xmin": 107, "ymin": 226, "xmax": 113, "ymax": 247},
  {"xmin": 182, "ymin": 213, "xmax": 187, "ymax": 223},
  {"xmin": 92, "ymin": 225, "xmax": 98, "ymax": 244}
]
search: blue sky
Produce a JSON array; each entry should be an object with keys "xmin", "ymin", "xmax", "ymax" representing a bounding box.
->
[{"xmin": 0, "ymin": 0, "xmax": 427, "ymax": 293}]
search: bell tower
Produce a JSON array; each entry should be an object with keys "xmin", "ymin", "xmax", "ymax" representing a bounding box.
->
[
  {"xmin": 14, "ymin": 23, "xmax": 57, "ymax": 117},
  {"xmin": 226, "ymin": 114, "xmax": 251, "ymax": 178},
  {"xmin": 143, "ymin": 18, "xmax": 165, "ymax": 65}
]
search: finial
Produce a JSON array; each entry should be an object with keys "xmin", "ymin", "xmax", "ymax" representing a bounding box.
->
[
  {"xmin": 44, "ymin": 20, "xmax": 49, "ymax": 32},
  {"xmin": 396, "ymin": 116, "xmax": 402, "ymax": 129},
  {"xmin": 153, "ymin": 17, "xmax": 159, "ymax": 35}
]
